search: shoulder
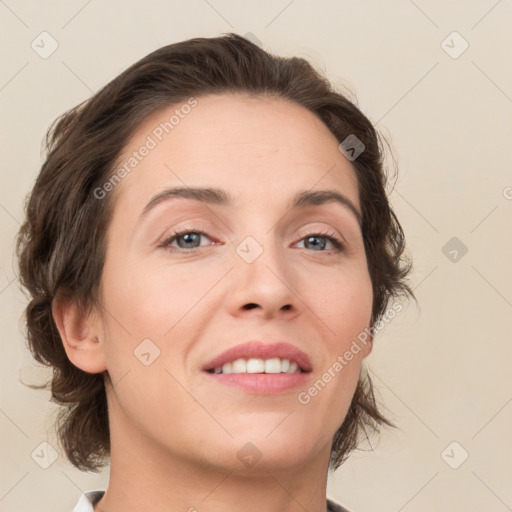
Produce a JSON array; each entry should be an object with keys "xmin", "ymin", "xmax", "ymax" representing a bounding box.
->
[{"xmin": 327, "ymin": 496, "xmax": 353, "ymax": 512}]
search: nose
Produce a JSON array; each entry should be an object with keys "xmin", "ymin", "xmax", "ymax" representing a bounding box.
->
[{"xmin": 226, "ymin": 235, "xmax": 299, "ymax": 320}]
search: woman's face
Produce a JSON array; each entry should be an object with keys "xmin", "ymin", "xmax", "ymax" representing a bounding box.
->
[{"xmin": 96, "ymin": 93, "xmax": 373, "ymax": 472}]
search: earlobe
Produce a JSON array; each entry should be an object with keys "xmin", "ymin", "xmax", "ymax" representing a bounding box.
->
[{"xmin": 51, "ymin": 292, "xmax": 107, "ymax": 374}]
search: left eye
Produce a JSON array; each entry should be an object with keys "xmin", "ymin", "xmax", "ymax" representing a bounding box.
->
[{"xmin": 295, "ymin": 233, "xmax": 343, "ymax": 251}]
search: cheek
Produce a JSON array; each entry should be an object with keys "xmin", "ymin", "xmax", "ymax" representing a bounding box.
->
[
  {"xmin": 298, "ymin": 263, "xmax": 373, "ymax": 343},
  {"xmin": 126, "ymin": 261, "xmax": 226, "ymax": 333},
  {"xmin": 103, "ymin": 256, "xmax": 220, "ymax": 333},
  {"xmin": 99, "ymin": 258, "xmax": 228, "ymax": 381}
]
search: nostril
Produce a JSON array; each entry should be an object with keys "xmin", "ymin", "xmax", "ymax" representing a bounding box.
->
[{"xmin": 243, "ymin": 303, "xmax": 258, "ymax": 310}]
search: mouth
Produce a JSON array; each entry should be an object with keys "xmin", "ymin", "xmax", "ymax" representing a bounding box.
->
[
  {"xmin": 204, "ymin": 357, "xmax": 308, "ymax": 375},
  {"xmin": 201, "ymin": 341, "xmax": 312, "ymax": 394},
  {"xmin": 201, "ymin": 340, "xmax": 313, "ymax": 374}
]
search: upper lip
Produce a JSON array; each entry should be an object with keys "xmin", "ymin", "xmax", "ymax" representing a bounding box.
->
[{"xmin": 202, "ymin": 341, "xmax": 313, "ymax": 372}]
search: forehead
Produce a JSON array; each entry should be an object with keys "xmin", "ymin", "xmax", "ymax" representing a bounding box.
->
[{"xmin": 110, "ymin": 93, "xmax": 360, "ymax": 215}]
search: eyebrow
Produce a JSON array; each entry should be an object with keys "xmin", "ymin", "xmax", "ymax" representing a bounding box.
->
[{"xmin": 139, "ymin": 186, "xmax": 362, "ymax": 227}]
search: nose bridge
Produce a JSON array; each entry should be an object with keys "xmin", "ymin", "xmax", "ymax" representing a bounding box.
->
[
  {"xmin": 235, "ymin": 231, "xmax": 280, "ymax": 273},
  {"xmin": 232, "ymin": 203, "xmax": 281, "ymax": 268}
]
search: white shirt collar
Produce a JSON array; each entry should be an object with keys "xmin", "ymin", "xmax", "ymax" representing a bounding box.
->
[
  {"xmin": 73, "ymin": 490, "xmax": 105, "ymax": 511},
  {"xmin": 72, "ymin": 490, "xmax": 349, "ymax": 511}
]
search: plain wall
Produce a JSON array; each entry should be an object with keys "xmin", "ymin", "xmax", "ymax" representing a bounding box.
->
[{"xmin": 1, "ymin": 1, "xmax": 511, "ymax": 511}]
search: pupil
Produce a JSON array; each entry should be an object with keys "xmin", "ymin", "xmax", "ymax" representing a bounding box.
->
[
  {"xmin": 179, "ymin": 233, "xmax": 200, "ymax": 248},
  {"xmin": 306, "ymin": 236, "xmax": 326, "ymax": 250}
]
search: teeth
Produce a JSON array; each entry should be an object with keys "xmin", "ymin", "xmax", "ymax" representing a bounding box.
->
[
  {"xmin": 247, "ymin": 358, "xmax": 265, "ymax": 373},
  {"xmin": 215, "ymin": 357, "xmax": 302, "ymax": 375},
  {"xmin": 231, "ymin": 359, "xmax": 246, "ymax": 373},
  {"xmin": 264, "ymin": 358, "xmax": 281, "ymax": 373}
]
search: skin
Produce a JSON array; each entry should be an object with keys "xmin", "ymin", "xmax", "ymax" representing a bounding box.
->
[{"xmin": 53, "ymin": 93, "xmax": 374, "ymax": 512}]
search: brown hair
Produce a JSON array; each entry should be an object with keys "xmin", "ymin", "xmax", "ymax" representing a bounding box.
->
[{"xmin": 16, "ymin": 33, "xmax": 415, "ymax": 472}]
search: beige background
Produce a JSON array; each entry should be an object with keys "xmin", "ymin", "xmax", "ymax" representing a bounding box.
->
[{"xmin": 1, "ymin": 1, "xmax": 511, "ymax": 511}]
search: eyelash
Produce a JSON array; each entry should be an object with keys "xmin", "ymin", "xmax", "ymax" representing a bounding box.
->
[{"xmin": 158, "ymin": 227, "xmax": 344, "ymax": 253}]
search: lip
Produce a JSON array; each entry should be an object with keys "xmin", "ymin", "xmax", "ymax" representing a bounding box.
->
[
  {"xmin": 201, "ymin": 340, "xmax": 313, "ymax": 373},
  {"xmin": 204, "ymin": 372, "xmax": 311, "ymax": 395}
]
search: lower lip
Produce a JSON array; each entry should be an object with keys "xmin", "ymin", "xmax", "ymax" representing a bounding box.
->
[{"xmin": 203, "ymin": 371, "xmax": 311, "ymax": 395}]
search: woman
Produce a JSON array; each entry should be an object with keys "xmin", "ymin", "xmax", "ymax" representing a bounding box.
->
[{"xmin": 16, "ymin": 33, "xmax": 415, "ymax": 512}]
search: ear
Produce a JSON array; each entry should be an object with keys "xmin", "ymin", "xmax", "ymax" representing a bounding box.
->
[
  {"xmin": 51, "ymin": 291, "xmax": 107, "ymax": 374},
  {"xmin": 360, "ymin": 314, "xmax": 375, "ymax": 359},
  {"xmin": 361, "ymin": 332, "xmax": 374, "ymax": 359},
  {"xmin": 362, "ymin": 314, "xmax": 375, "ymax": 359}
]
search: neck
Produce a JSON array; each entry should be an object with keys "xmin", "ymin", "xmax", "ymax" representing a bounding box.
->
[{"xmin": 96, "ymin": 405, "xmax": 332, "ymax": 512}]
